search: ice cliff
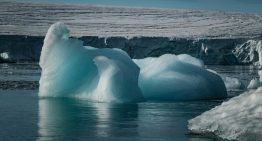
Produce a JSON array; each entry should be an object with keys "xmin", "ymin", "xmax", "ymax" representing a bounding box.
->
[{"xmin": 1, "ymin": 2, "xmax": 262, "ymax": 65}]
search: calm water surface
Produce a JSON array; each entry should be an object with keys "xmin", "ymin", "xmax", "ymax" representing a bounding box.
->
[{"xmin": 0, "ymin": 63, "xmax": 259, "ymax": 141}]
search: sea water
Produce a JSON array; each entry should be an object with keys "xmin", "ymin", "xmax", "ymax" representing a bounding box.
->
[{"xmin": 0, "ymin": 63, "xmax": 259, "ymax": 141}]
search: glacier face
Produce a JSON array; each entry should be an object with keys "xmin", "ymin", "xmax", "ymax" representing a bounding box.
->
[
  {"xmin": 1, "ymin": 2, "xmax": 262, "ymax": 66},
  {"xmin": 1, "ymin": 2, "xmax": 262, "ymax": 38},
  {"xmin": 39, "ymin": 22, "xmax": 144, "ymax": 103},
  {"xmin": 39, "ymin": 22, "xmax": 227, "ymax": 102}
]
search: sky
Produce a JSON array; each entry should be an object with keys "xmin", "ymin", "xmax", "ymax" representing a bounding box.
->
[{"xmin": 16, "ymin": 0, "xmax": 262, "ymax": 13}]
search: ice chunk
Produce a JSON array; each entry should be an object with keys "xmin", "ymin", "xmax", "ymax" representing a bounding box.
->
[
  {"xmin": 233, "ymin": 40, "xmax": 262, "ymax": 66},
  {"xmin": 134, "ymin": 54, "xmax": 227, "ymax": 101},
  {"xmin": 223, "ymin": 77, "xmax": 242, "ymax": 90},
  {"xmin": 188, "ymin": 88, "xmax": 262, "ymax": 140},
  {"xmin": 259, "ymin": 70, "xmax": 262, "ymax": 82},
  {"xmin": 39, "ymin": 22, "xmax": 144, "ymax": 103},
  {"xmin": 247, "ymin": 78, "xmax": 260, "ymax": 89},
  {"xmin": 0, "ymin": 52, "xmax": 9, "ymax": 59}
]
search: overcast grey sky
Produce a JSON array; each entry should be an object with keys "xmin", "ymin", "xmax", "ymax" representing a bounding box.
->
[{"xmin": 17, "ymin": 0, "xmax": 262, "ymax": 13}]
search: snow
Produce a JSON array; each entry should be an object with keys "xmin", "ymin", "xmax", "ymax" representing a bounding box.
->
[
  {"xmin": 134, "ymin": 54, "xmax": 227, "ymax": 101},
  {"xmin": 1, "ymin": 2, "xmax": 262, "ymax": 38},
  {"xmin": 188, "ymin": 87, "xmax": 262, "ymax": 140},
  {"xmin": 39, "ymin": 22, "xmax": 144, "ymax": 103}
]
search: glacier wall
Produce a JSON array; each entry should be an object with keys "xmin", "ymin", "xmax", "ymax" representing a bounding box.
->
[{"xmin": 0, "ymin": 35, "xmax": 254, "ymax": 65}]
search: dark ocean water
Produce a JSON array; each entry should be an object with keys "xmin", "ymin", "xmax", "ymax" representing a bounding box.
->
[{"xmin": 0, "ymin": 63, "xmax": 258, "ymax": 141}]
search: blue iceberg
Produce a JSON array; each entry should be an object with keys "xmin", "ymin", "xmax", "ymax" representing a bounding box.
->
[
  {"xmin": 39, "ymin": 22, "xmax": 227, "ymax": 102},
  {"xmin": 39, "ymin": 22, "xmax": 144, "ymax": 103}
]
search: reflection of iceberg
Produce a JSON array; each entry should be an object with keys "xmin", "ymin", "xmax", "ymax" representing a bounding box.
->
[
  {"xmin": 39, "ymin": 22, "xmax": 144, "ymax": 103},
  {"xmin": 39, "ymin": 22, "xmax": 227, "ymax": 102},
  {"xmin": 37, "ymin": 99, "xmax": 139, "ymax": 141}
]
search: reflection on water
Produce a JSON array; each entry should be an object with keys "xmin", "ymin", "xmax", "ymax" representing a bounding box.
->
[
  {"xmin": 38, "ymin": 98, "xmax": 221, "ymax": 141},
  {"xmin": 38, "ymin": 98, "xmax": 139, "ymax": 141},
  {"xmin": 1, "ymin": 64, "xmax": 249, "ymax": 140}
]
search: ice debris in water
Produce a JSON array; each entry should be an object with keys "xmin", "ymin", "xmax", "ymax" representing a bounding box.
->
[
  {"xmin": 39, "ymin": 22, "xmax": 227, "ymax": 102},
  {"xmin": 133, "ymin": 54, "xmax": 227, "ymax": 101},
  {"xmin": 0, "ymin": 52, "xmax": 9, "ymax": 59},
  {"xmin": 223, "ymin": 77, "xmax": 243, "ymax": 90},
  {"xmin": 247, "ymin": 70, "xmax": 262, "ymax": 89},
  {"xmin": 39, "ymin": 22, "xmax": 144, "ymax": 103},
  {"xmin": 247, "ymin": 78, "xmax": 259, "ymax": 89},
  {"xmin": 188, "ymin": 87, "xmax": 262, "ymax": 141}
]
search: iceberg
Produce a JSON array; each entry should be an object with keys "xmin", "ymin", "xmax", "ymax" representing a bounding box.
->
[
  {"xmin": 39, "ymin": 22, "xmax": 227, "ymax": 102},
  {"xmin": 188, "ymin": 88, "xmax": 262, "ymax": 140},
  {"xmin": 39, "ymin": 22, "xmax": 144, "ymax": 103},
  {"xmin": 133, "ymin": 54, "xmax": 227, "ymax": 101},
  {"xmin": 247, "ymin": 78, "xmax": 259, "ymax": 89}
]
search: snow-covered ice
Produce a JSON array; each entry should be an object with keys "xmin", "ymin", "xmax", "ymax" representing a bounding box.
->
[
  {"xmin": 39, "ymin": 22, "xmax": 144, "ymax": 103},
  {"xmin": 188, "ymin": 87, "xmax": 262, "ymax": 140},
  {"xmin": 188, "ymin": 69, "xmax": 262, "ymax": 140},
  {"xmin": 134, "ymin": 54, "xmax": 227, "ymax": 101}
]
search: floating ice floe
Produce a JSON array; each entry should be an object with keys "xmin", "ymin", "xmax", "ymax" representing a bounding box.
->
[
  {"xmin": 39, "ymin": 22, "xmax": 227, "ymax": 102},
  {"xmin": 189, "ymin": 70, "xmax": 262, "ymax": 140},
  {"xmin": 188, "ymin": 87, "xmax": 262, "ymax": 141}
]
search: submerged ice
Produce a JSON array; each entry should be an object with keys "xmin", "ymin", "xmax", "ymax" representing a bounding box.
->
[{"xmin": 39, "ymin": 22, "xmax": 227, "ymax": 102}]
